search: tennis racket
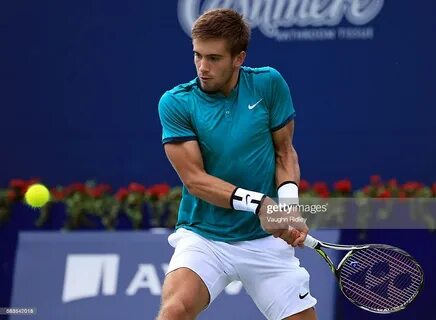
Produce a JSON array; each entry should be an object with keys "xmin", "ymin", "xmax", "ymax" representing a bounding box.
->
[{"xmin": 303, "ymin": 235, "xmax": 424, "ymax": 313}]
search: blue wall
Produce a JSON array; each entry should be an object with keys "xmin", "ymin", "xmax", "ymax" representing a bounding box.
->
[{"xmin": 1, "ymin": 0, "xmax": 435, "ymax": 188}]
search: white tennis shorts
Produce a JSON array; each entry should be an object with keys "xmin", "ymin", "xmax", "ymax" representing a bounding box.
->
[{"xmin": 167, "ymin": 228, "xmax": 317, "ymax": 320}]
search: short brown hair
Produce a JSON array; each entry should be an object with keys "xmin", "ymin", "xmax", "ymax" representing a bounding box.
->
[{"xmin": 191, "ymin": 8, "xmax": 251, "ymax": 56}]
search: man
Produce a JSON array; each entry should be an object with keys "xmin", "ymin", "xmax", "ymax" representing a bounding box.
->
[{"xmin": 157, "ymin": 8, "xmax": 317, "ymax": 320}]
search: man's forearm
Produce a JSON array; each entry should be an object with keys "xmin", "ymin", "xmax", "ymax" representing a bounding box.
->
[
  {"xmin": 275, "ymin": 145, "xmax": 300, "ymax": 187},
  {"xmin": 185, "ymin": 172, "xmax": 237, "ymax": 208}
]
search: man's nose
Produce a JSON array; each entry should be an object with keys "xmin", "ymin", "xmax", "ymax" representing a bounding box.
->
[{"xmin": 198, "ymin": 60, "xmax": 209, "ymax": 73}]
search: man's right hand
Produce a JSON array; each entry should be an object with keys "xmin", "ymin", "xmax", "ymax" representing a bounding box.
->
[{"xmin": 257, "ymin": 196, "xmax": 309, "ymax": 247}]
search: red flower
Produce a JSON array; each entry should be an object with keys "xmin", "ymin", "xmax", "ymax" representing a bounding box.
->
[
  {"xmin": 97, "ymin": 184, "xmax": 112, "ymax": 194},
  {"xmin": 388, "ymin": 179, "xmax": 398, "ymax": 188},
  {"xmin": 66, "ymin": 183, "xmax": 86, "ymax": 195},
  {"xmin": 370, "ymin": 175, "xmax": 382, "ymax": 186},
  {"xmin": 299, "ymin": 180, "xmax": 310, "ymax": 193},
  {"xmin": 147, "ymin": 184, "xmax": 170, "ymax": 198},
  {"xmin": 334, "ymin": 179, "xmax": 352, "ymax": 194},
  {"xmin": 128, "ymin": 182, "xmax": 146, "ymax": 193},
  {"xmin": 87, "ymin": 188, "xmax": 103, "ymax": 198},
  {"xmin": 313, "ymin": 182, "xmax": 329, "ymax": 197},
  {"xmin": 402, "ymin": 182, "xmax": 422, "ymax": 194},
  {"xmin": 398, "ymin": 191, "xmax": 406, "ymax": 199},
  {"xmin": 432, "ymin": 183, "xmax": 436, "ymax": 196},
  {"xmin": 9, "ymin": 178, "xmax": 40, "ymax": 196},
  {"xmin": 9, "ymin": 179, "xmax": 26, "ymax": 189},
  {"xmin": 87, "ymin": 184, "xmax": 111, "ymax": 198},
  {"xmin": 6, "ymin": 190, "xmax": 16, "ymax": 202},
  {"xmin": 50, "ymin": 188, "xmax": 65, "ymax": 201},
  {"xmin": 377, "ymin": 190, "xmax": 391, "ymax": 198},
  {"xmin": 363, "ymin": 186, "xmax": 371, "ymax": 195},
  {"xmin": 115, "ymin": 188, "xmax": 129, "ymax": 202},
  {"xmin": 318, "ymin": 190, "xmax": 330, "ymax": 198},
  {"xmin": 26, "ymin": 178, "xmax": 41, "ymax": 187}
]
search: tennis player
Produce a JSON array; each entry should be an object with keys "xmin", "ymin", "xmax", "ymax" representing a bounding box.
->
[{"xmin": 157, "ymin": 8, "xmax": 317, "ymax": 320}]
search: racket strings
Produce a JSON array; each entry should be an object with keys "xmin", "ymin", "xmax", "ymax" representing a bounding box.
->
[
  {"xmin": 341, "ymin": 251, "xmax": 421, "ymax": 296},
  {"xmin": 341, "ymin": 248, "xmax": 421, "ymax": 308},
  {"xmin": 341, "ymin": 269, "xmax": 419, "ymax": 304},
  {"xmin": 362, "ymin": 249, "xmax": 421, "ymax": 292},
  {"xmin": 341, "ymin": 267, "xmax": 411, "ymax": 307},
  {"xmin": 341, "ymin": 268, "xmax": 416, "ymax": 303},
  {"xmin": 370, "ymin": 248, "xmax": 419, "ymax": 271},
  {"xmin": 341, "ymin": 278, "xmax": 399, "ymax": 309},
  {"xmin": 341, "ymin": 265, "xmax": 417, "ymax": 306},
  {"xmin": 342, "ymin": 249, "xmax": 420, "ymax": 302},
  {"xmin": 339, "ymin": 247, "xmax": 422, "ymax": 312},
  {"xmin": 365, "ymin": 248, "xmax": 422, "ymax": 290}
]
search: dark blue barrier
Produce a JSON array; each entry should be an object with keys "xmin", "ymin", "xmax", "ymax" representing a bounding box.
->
[{"xmin": 11, "ymin": 230, "xmax": 340, "ymax": 320}]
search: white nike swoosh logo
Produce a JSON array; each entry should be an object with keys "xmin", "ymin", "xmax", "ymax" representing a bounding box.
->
[{"xmin": 248, "ymin": 98, "xmax": 263, "ymax": 110}]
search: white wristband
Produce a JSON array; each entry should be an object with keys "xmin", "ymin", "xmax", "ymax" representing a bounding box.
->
[
  {"xmin": 231, "ymin": 187, "xmax": 265, "ymax": 215},
  {"xmin": 278, "ymin": 181, "xmax": 299, "ymax": 205}
]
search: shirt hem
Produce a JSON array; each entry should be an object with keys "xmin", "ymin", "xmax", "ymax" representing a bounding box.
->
[
  {"xmin": 162, "ymin": 136, "xmax": 197, "ymax": 144},
  {"xmin": 270, "ymin": 113, "xmax": 296, "ymax": 132},
  {"xmin": 176, "ymin": 225, "xmax": 270, "ymax": 243}
]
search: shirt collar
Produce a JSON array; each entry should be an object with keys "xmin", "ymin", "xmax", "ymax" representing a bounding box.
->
[{"xmin": 194, "ymin": 69, "xmax": 241, "ymax": 101}]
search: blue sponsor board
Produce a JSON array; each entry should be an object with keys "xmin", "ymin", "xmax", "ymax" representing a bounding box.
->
[{"xmin": 11, "ymin": 230, "xmax": 340, "ymax": 319}]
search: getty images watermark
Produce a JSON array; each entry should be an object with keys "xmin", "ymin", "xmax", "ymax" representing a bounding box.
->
[
  {"xmin": 264, "ymin": 198, "xmax": 436, "ymax": 229},
  {"xmin": 267, "ymin": 203, "xmax": 329, "ymax": 215},
  {"xmin": 264, "ymin": 201, "xmax": 329, "ymax": 225}
]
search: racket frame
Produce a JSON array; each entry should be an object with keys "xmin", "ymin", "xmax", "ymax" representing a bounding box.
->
[{"xmin": 305, "ymin": 236, "xmax": 424, "ymax": 314}]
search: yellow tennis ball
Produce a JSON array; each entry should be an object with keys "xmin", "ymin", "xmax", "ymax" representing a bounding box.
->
[{"xmin": 25, "ymin": 184, "xmax": 50, "ymax": 208}]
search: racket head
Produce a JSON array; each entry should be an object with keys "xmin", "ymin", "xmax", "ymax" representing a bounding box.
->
[{"xmin": 337, "ymin": 245, "xmax": 424, "ymax": 314}]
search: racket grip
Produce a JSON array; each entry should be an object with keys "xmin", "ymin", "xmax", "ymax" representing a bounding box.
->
[{"xmin": 304, "ymin": 234, "xmax": 319, "ymax": 248}]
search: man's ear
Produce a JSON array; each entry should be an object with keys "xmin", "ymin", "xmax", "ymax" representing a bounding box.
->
[{"xmin": 234, "ymin": 51, "xmax": 246, "ymax": 68}]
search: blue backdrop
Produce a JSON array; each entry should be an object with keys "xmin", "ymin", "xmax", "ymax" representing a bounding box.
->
[{"xmin": 1, "ymin": 0, "xmax": 435, "ymax": 188}]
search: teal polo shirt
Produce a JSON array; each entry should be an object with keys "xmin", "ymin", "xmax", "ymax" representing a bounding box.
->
[{"xmin": 158, "ymin": 66, "xmax": 295, "ymax": 242}]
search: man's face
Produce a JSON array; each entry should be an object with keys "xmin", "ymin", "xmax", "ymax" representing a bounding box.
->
[{"xmin": 193, "ymin": 38, "xmax": 241, "ymax": 94}]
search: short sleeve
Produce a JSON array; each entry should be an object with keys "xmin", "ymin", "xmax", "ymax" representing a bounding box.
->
[
  {"xmin": 268, "ymin": 68, "xmax": 296, "ymax": 131},
  {"xmin": 158, "ymin": 92, "xmax": 197, "ymax": 144}
]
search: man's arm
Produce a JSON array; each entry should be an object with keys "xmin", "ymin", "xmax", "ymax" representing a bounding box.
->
[
  {"xmin": 164, "ymin": 140, "xmax": 236, "ymax": 208},
  {"xmin": 165, "ymin": 140, "xmax": 264, "ymax": 214},
  {"xmin": 160, "ymin": 92, "xmax": 262, "ymax": 213},
  {"xmin": 164, "ymin": 137, "xmax": 304, "ymax": 245},
  {"xmin": 164, "ymin": 140, "xmax": 291, "ymax": 237},
  {"xmin": 272, "ymin": 120, "xmax": 300, "ymax": 187},
  {"xmin": 271, "ymin": 120, "xmax": 308, "ymax": 247}
]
